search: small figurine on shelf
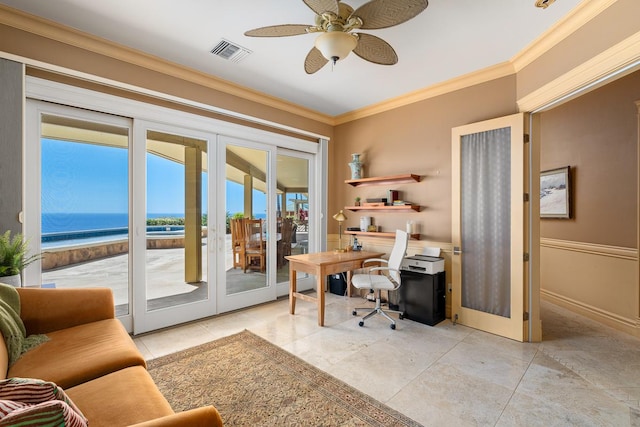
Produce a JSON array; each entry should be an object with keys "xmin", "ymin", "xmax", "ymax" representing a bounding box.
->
[{"xmin": 354, "ymin": 196, "xmax": 361, "ymax": 206}]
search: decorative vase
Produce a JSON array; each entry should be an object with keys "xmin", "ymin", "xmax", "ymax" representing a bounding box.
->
[
  {"xmin": 349, "ymin": 153, "xmax": 363, "ymax": 180},
  {"xmin": 0, "ymin": 274, "xmax": 21, "ymax": 287}
]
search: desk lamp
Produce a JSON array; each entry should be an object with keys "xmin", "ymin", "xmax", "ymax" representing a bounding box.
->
[{"xmin": 333, "ymin": 210, "xmax": 348, "ymax": 253}]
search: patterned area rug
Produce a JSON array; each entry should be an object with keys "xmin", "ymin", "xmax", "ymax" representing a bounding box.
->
[{"xmin": 147, "ymin": 330, "xmax": 423, "ymax": 427}]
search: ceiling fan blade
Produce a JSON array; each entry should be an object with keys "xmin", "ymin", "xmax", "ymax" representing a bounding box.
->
[
  {"xmin": 303, "ymin": 0, "xmax": 339, "ymax": 16},
  {"xmin": 352, "ymin": 33, "xmax": 398, "ymax": 65},
  {"xmin": 304, "ymin": 47, "xmax": 329, "ymax": 74},
  {"xmin": 351, "ymin": 0, "xmax": 428, "ymax": 30},
  {"xmin": 245, "ymin": 24, "xmax": 311, "ymax": 37}
]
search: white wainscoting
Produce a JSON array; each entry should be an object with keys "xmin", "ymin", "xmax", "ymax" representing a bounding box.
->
[
  {"xmin": 541, "ymin": 238, "xmax": 639, "ymax": 337},
  {"xmin": 329, "ymin": 235, "xmax": 640, "ymax": 337}
]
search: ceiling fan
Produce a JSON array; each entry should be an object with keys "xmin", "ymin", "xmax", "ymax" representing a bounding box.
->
[{"xmin": 244, "ymin": 0, "xmax": 429, "ymax": 74}]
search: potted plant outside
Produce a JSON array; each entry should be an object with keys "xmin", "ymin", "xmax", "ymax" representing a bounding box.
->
[{"xmin": 0, "ymin": 231, "xmax": 41, "ymax": 287}]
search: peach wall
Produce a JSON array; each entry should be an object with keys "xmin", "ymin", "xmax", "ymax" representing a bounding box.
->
[
  {"xmin": 331, "ymin": 76, "xmax": 518, "ymax": 242},
  {"xmin": 539, "ymin": 70, "xmax": 639, "ymax": 248},
  {"xmin": 537, "ymin": 68, "xmax": 639, "ymax": 336}
]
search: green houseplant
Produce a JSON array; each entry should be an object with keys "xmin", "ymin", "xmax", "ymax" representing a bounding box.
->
[{"xmin": 0, "ymin": 230, "xmax": 41, "ymax": 287}]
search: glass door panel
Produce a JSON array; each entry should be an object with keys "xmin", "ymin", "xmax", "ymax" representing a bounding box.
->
[
  {"xmin": 217, "ymin": 136, "xmax": 278, "ymax": 313},
  {"xmin": 276, "ymin": 152, "xmax": 310, "ymax": 286},
  {"xmin": 460, "ymin": 127, "xmax": 512, "ymax": 317},
  {"xmin": 38, "ymin": 112, "xmax": 131, "ymax": 316},
  {"xmin": 224, "ymin": 145, "xmax": 268, "ymax": 295},
  {"xmin": 145, "ymin": 130, "xmax": 209, "ymax": 311}
]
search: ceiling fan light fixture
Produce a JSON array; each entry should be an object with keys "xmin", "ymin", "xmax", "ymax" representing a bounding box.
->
[{"xmin": 314, "ymin": 31, "xmax": 358, "ymax": 64}]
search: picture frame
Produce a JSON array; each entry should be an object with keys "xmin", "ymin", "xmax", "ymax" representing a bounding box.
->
[{"xmin": 540, "ymin": 166, "xmax": 571, "ymax": 219}]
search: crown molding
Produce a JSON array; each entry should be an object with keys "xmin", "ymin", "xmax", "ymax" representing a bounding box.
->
[
  {"xmin": 512, "ymin": 0, "xmax": 618, "ymax": 72},
  {"xmin": 0, "ymin": 5, "xmax": 335, "ymax": 126},
  {"xmin": 333, "ymin": 61, "xmax": 516, "ymax": 125},
  {"xmin": 518, "ymin": 30, "xmax": 640, "ymax": 112},
  {"xmin": 0, "ymin": 1, "xmax": 620, "ymax": 126}
]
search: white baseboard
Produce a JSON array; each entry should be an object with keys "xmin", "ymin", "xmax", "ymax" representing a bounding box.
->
[{"xmin": 542, "ymin": 287, "xmax": 640, "ymax": 338}]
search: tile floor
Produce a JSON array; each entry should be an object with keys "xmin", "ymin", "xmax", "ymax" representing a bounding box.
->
[{"xmin": 134, "ymin": 294, "xmax": 640, "ymax": 426}]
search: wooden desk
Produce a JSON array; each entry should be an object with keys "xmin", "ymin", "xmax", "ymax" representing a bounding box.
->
[{"xmin": 286, "ymin": 250, "xmax": 385, "ymax": 326}]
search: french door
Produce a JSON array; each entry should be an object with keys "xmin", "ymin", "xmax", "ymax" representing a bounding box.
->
[
  {"xmin": 25, "ymin": 79, "xmax": 323, "ymax": 334},
  {"xmin": 216, "ymin": 137, "xmax": 318, "ymax": 313},
  {"xmin": 25, "ymin": 102, "xmax": 133, "ymax": 322},
  {"xmin": 132, "ymin": 121, "xmax": 216, "ymax": 333},
  {"xmin": 217, "ymin": 135, "xmax": 277, "ymax": 312},
  {"xmin": 451, "ymin": 113, "xmax": 530, "ymax": 342},
  {"xmin": 275, "ymin": 149, "xmax": 314, "ymax": 295}
]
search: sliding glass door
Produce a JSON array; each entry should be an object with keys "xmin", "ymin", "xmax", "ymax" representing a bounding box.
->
[
  {"xmin": 25, "ymin": 103, "xmax": 132, "ymax": 319},
  {"xmin": 275, "ymin": 150, "xmax": 313, "ymax": 292},
  {"xmin": 132, "ymin": 122, "xmax": 215, "ymax": 333},
  {"xmin": 25, "ymin": 79, "xmax": 324, "ymax": 334},
  {"xmin": 218, "ymin": 136, "xmax": 277, "ymax": 312}
]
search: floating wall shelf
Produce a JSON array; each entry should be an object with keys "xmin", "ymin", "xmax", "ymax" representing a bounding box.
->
[
  {"xmin": 345, "ymin": 173, "xmax": 420, "ymax": 187},
  {"xmin": 345, "ymin": 231, "xmax": 421, "ymax": 240},
  {"xmin": 345, "ymin": 205, "xmax": 421, "ymax": 212}
]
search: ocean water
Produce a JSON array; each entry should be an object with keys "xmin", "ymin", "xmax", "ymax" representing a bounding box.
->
[
  {"xmin": 42, "ymin": 213, "xmax": 184, "ymax": 234},
  {"xmin": 41, "ymin": 212, "xmax": 264, "ymax": 234}
]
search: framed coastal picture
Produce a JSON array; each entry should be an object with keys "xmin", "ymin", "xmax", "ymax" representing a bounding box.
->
[{"xmin": 540, "ymin": 166, "xmax": 571, "ymax": 219}]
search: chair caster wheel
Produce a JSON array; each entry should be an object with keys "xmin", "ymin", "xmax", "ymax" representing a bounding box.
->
[
  {"xmin": 399, "ymin": 314, "xmax": 404, "ymax": 320},
  {"xmin": 352, "ymin": 310, "xmax": 357, "ymax": 316},
  {"xmin": 390, "ymin": 323, "xmax": 396, "ymax": 330},
  {"xmin": 358, "ymin": 321, "xmax": 364, "ymax": 327}
]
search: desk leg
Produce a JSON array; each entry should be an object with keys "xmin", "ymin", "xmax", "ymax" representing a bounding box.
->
[
  {"xmin": 289, "ymin": 263, "xmax": 296, "ymax": 315},
  {"xmin": 317, "ymin": 272, "xmax": 325, "ymax": 326},
  {"xmin": 346, "ymin": 270, "xmax": 353, "ymax": 297}
]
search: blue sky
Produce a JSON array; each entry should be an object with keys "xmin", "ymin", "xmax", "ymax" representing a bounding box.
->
[{"xmin": 41, "ymin": 139, "xmax": 265, "ymax": 216}]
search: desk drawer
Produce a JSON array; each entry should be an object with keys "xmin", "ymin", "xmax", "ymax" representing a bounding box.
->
[{"xmin": 327, "ymin": 260, "xmax": 361, "ymax": 274}]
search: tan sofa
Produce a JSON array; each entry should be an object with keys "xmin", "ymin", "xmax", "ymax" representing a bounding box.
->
[{"xmin": 0, "ymin": 287, "xmax": 223, "ymax": 427}]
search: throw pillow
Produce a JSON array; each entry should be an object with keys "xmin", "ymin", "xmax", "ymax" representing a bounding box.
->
[
  {"xmin": 0, "ymin": 399, "xmax": 87, "ymax": 427},
  {"xmin": 0, "ymin": 378, "xmax": 87, "ymax": 426}
]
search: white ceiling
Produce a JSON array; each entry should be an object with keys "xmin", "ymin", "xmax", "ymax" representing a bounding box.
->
[{"xmin": 1, "ymin": 0, "xmax": 583, "ymax": 117}]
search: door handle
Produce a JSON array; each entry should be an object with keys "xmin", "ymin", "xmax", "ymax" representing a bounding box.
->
[{"xmin": 453, "ymin": 246, "xmax": 462, "ymax": 255}]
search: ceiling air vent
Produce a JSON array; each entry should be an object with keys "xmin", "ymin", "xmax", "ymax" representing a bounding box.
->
[{"xmin": 210, "ymin": 39, "xmax": 252, "ymax": 63}]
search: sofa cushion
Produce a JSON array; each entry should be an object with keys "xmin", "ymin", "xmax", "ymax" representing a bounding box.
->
[
  {"xmin": 8, "ymin": 319, "xmax": 145, "ymax": 389},
  {"xmin": 17, "ymin": 287, "xmax": 115, "ymax": 335},
  {"xmin": 0, "ymin": 377, "xmax": 87, "ymax": 427},
  {"xmin": 67, "ymin": 365, "xmax": 174, "ymax": 427}
]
